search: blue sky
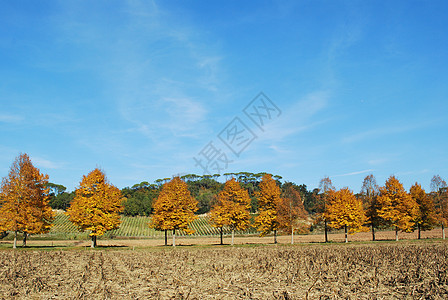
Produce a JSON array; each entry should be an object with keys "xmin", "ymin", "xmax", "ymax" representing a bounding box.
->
[{"xmin": 1, "ymin": 0, "xmax": 447, "ymax": 192}]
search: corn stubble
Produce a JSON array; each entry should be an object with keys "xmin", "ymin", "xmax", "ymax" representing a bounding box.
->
[{"xmin": 0, "ymin": 244, "xmax": 447, "ymax": 299}]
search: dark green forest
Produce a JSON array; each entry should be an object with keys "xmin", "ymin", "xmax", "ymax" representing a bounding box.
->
[{"xmin": 47, "ymin": 172, "xmax": 320, "ymax": 217}]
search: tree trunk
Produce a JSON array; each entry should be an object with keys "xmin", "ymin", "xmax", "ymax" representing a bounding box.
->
[
  {"xmin": 231, "ymin": 229, "xmax": 235, "ymax": 246},
  {"xmin": 395, "ymin": 227, "xmax": 398, "ymax": 241},
  {"xmin": 172, "ymin": 230, "xmax": 176, "ymax": 247},
  {"xmin": 344, "ymin": 225, "xmax": 348, "ymax": 243},
  {"xmin": 418, "ymin": 223, "xmax": 421, "ymax": 240},
  {"xmin": 220, "ymin": 227, "xmax": 223, "ymax": 245},
  {"xmin": 13, "ymin": 231, "xmax": 17, "ymax": 249},
  {"xmin": 274, "ymin": 230, "xmax": 277, "ymax": 244},
  {"xmin": 372, "ymin": 224, "xmax": 375, "ymax": 241},
  {"xmin": 22, "ymin": 232, "xmax": 27, "ymax": 247},
  {"xmin": 91, "ymin": 235, "xmax": 97, "ymax": 248},
  {"xmin": 443, "ymin": 224, "xmax": 445, "ymax": 240},
  {"xmin": 164, "ymin": 230, "xmax": 168, "ymax": 246},
  {"xmin": 291, "ymin": 227, "xmax": 294, "ymax": 245},
  {"xmin": 324, "ymin": 220, "xmax": 328, "ymax": 243}
]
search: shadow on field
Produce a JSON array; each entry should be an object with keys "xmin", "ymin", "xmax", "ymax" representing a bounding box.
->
[{"xmin": 94, "ymin": 245, "xmax": 128, "ymax": 248}]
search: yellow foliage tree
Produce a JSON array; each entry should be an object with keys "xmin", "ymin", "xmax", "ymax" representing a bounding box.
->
[
  {"xmin": 66, "ymin": 168, "xmax": 124, "ymax": 248},
  {"xmin": 254, "ymin": 174, "xmax": 282, "ymax": 243},
  {"xmin": 324, "ymin": 188, "xmax": 367, "ymax": 243},
  {"xmin": 150, "ymin": 177, "xmax": 198, "ymax": 246},
  {"xmin": 278, "ymin": 183, "xmax": 308, "ymax": 244},
  {"xmin": 377, "ymin": 176, "xmax": 419, "ymax": 241},
  {"xmin": 0, "ymin": 153, "xmax": 54, "ymax": 248},
  {"xmin": 410, "ymin": 183, "xmax": 436, "ymax": 239},
  {"xmin": 210, "ymin": 178, "xmax": 251, "ymax": 245}
]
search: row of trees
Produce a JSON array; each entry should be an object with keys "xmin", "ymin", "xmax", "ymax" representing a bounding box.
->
[
  {"xmin": 0, "ymin": 154, "xmax": 125, "ymax": 248},
  {"xmin": 1, "ymin": 153, "xmax": 447, "ymax": 247},
  {"xmin": 316, "ymin": 175, "xmax": 448, "ymax": 243},
  {"xmin": 150, "ymin": 174, "xmax": 307, "ymax": 246}
]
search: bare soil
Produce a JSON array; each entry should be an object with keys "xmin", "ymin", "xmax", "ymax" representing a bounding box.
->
[
  {"xmin": 9, "ymin": 227, "xmax": 446, "ymax": 248},
  {"xmin": 0, "ymin": 241, "xmax": 447, "ymax": 299}
]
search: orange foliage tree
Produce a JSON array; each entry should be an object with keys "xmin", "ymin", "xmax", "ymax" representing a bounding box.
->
[
  {"xmin": 431, "ymin": 175, "xmax": 448, "ymax": 239},
  {"xmin": 410, "ymin": 182, "xmax": 436, "ymax": 239},
  {"xmin": 0, "ymin": 153, "xmax": 54, "ymax": 248},
  {"xmin": 377, "ymin": 176, "xmax": 419, "ymax": 241},
  {"xmin": 66, "ymin": 168, "xmax": 124, "ymax": 248},
  {"xmin": 254, "ymin": 174, "xmax": 282, "ymax": 243},
  {"xmin": 324, "ymin": 188, "xmax": 367, "ymax": 243},
  {"xmin": 278, "ymin": 182, "xmax": 308, "ymax": 244},
  {"xmin": 150, "ymin": 177, "xmax": 198, "ymax": 246},
  {"xmin": 210, "ymin": 178, "xmax": 251, "ymax": 245}
]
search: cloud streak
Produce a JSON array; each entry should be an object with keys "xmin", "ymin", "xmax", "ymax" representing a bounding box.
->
[
  {"xmin": 0, "ymin": 114, "xmax": 23, "ymax": 123},
  {"xmin": 332, "ymin": 169, "xmax": 374, "ymax": 178}
]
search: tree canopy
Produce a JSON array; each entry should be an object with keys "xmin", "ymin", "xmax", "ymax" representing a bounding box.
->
[
  {"xmin": 66, "ymin": 168, "xmax": 124, "ymax": 247},
  {"xmin": 0, "ymin": 153, "xmax": 54, "ymax": 248}
]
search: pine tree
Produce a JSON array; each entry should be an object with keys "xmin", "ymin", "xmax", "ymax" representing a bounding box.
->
[
  {"xmin": 377, "ymin": 176, "xmax": 419, "ymax": 241},
  {"xmin": 150, "ymin": 177, "xmax": 198, "ymax": 246},
  {"xmin": 210, "ymin": 178, "xmax": 251, "ymax": 245},
  {"xmin": 324, "ymin": 188, "xmax": 367, "ymax": 243},
  {"xmin": 0, "ymin": 153, "xmax": 54, "ymax": 248},
  {"xmin": 254, "ymin": 174, "xmax": 282, "ymax": 243},
  {"xmin": 66, "ymin": 168, "xmax": 124, "ymax": 248}
]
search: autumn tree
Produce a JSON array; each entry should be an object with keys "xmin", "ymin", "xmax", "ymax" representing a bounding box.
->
[
  {"xmin": 66, "ymin": 168, "xmax": 124, "ymax": 248},
  {"xmin": 324, "ymin": 188, "xmax": 367, "ymax": 243},
  {"xmin": 210, "ymin": 178, "xmax": 251, "ymax": 245},
  {"xmin": 360, "ymin": 174, "xmax": 381, "ymax": 241},
  {"xmin": 410, "ymin": 183, "xmax": 436, "ymax": 239},
  {"xmin": 377, "ymin": 176, "xmax": 419, "ymax": 241},
  {"xmin": 254, "ymin": 174, "xmax": 282, "ymax": 243},
  {"xmin": 150, "ymin": 177, "xmax": 198, "ymax": 246},
  {"xmin": 0, "ymin": 153, "xmax": 55, "ymax": 248},
  {"xmin": 315, "ymin": 177, "xmax": 334, "ymax": 243},
  {"xmin": 431, "ymin": 175, "xmax": 448, "ymax": 239},
  {"xmin": 278, "ymin": 182, "xmax": 308, "ymax": 244}
]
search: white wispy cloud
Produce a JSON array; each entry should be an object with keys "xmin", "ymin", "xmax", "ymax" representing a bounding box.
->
[
  {"xmin": 31, "ymin": 156, "xmax": 63, "ymax": 170},
  {"xmin": 342, "ymin": 120, "xmax": 439, "ymax": 144},
  {"xmin": 0, "ymin": 113, "xmax": 23, "ymax": 123},
  {"xmin": 257, "ymin": 90, "xmax": 331, "ymax": 142},
  {"xmin": 332, "ymin": 169, "xmax": 374, "ymax": 178}
]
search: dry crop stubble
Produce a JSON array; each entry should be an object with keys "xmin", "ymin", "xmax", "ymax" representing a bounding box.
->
[{"xmin": 0, "ymin": 243, "xmax": 447, "ymax": 299}]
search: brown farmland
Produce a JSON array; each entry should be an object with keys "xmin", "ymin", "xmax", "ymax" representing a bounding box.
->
[{"xmin": 1, "ymin": 242, "xmax": 448, "ymax": 299}]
